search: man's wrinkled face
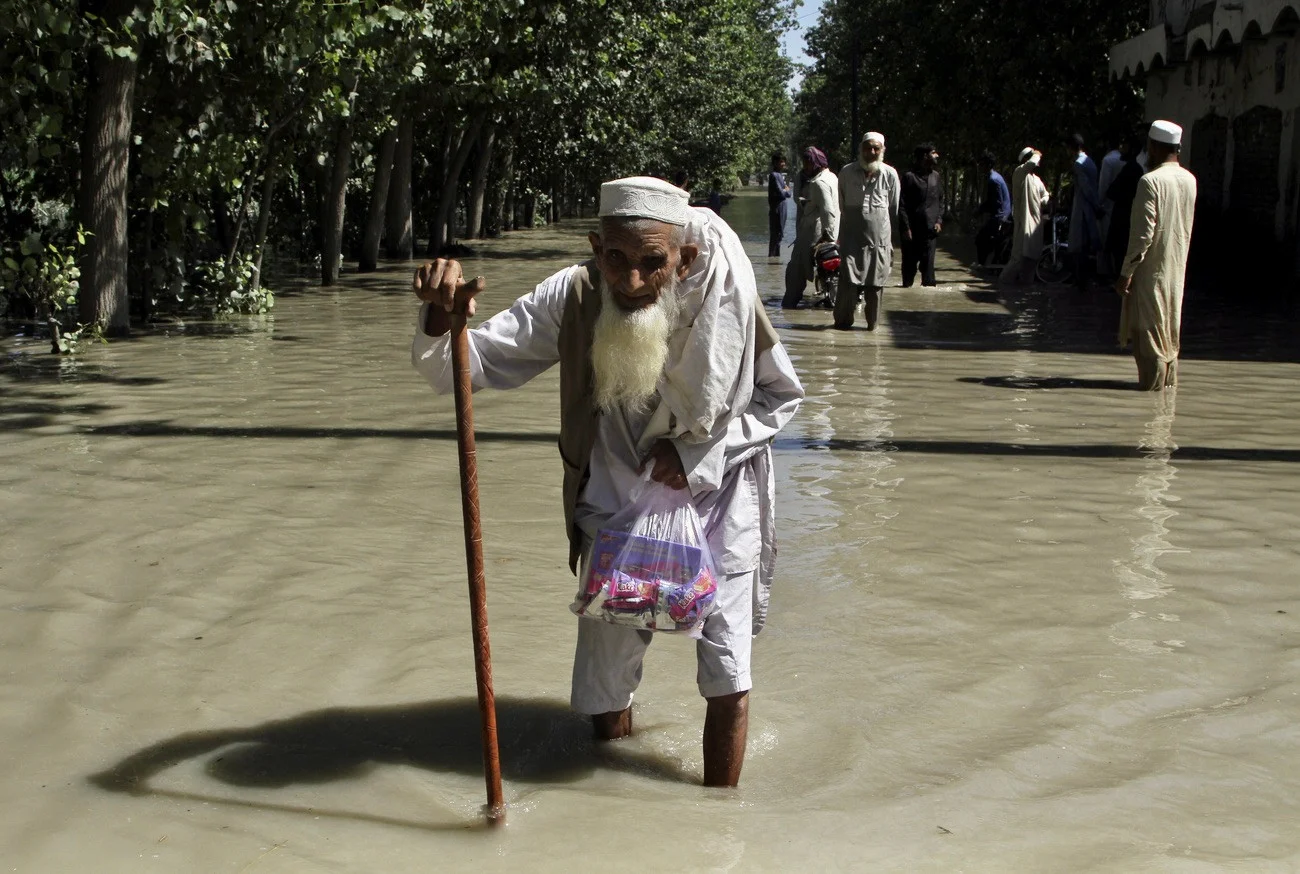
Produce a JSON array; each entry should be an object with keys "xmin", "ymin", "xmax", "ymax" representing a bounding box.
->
[
  {"xmin": 862, "ymin": 140, "xmax": 884, "ymax": 164},
  {"xmin": 588, "ymin": 220, "xmax": 696, "ymax": 312}
]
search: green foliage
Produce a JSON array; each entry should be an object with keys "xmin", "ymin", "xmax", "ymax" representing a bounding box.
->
[
  {"xmin": 0, "ymin": 227, "xmax": 90, "ymax": 353},
  {"xmin": 189, "ymin": 255, "xmax": 274, "ymax": 315},
  {"xmin": 2, "ymin": 0, "xmax": 796, "ymax": 337}
]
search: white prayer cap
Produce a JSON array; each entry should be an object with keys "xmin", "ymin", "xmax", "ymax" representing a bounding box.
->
[
  {"xmin": 1018, "ymin": 146, "xmax": 1035, "ymax": 163},
  {"xmin": 1149, "ymin": 120, "xmax": 1183, "ymax": 146},
  {"xmin": 598, "ymin": 176, "xmax": 690, "ymax": 226},
  {"xmin": 864, "ymin": 131, "xmax": 885, "ymax": 145}
]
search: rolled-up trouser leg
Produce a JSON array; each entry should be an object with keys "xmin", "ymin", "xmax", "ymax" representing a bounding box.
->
[
  {"xmin": 782, "ymin": 255, "xmax": 806, "ymax": 308},
  {"xmin": 833, "ymin": 280, "xmax": 858, "ymax": 328},
  {"xmin": 920, "ymin": 238, "xmax": 938, "ymax": 286},
  {"xmin": 570, "ymin": 569, "xmax": 759, "ymax": 711},
  {"xmin": 863, "ymin": 286, "xmax": 883, "ymax": 330}
]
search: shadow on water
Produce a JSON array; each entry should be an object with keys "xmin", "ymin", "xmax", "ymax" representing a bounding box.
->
[
  {"xmin": 0, "ymin": 357, "xmax": 167, "ymax": 386},
  {"xmin": 957, "ymin": 375, "xmax": 1139, "ymax": 391},
  {"xmin": 77, "ymin": 422, "xmax": 558, "ymax": 441},
  {"xmin": 471, "ymin": 245, "xmax": 581, "ymax": 263},
  {"xmin": 89, "ymin": 697, "xmax": 692, "ymax": 831},
  {"xmin": 773, "ymin": 435, "xmax": 1300, "ymax": 463}
]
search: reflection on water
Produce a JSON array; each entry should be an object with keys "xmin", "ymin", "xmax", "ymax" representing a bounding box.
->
[
  {"xmin": 3, "ymin": 193, "xmax": 1300, "ymax": 870},
  {"xmin": 1111, "ymin": 390, "xmax": 1188, "ymax": 654}
]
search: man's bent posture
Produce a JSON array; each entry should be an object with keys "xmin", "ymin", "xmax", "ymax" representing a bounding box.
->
[{"xmin": 411, "ymin": 176, "xmax": 804, "ymax": 786}]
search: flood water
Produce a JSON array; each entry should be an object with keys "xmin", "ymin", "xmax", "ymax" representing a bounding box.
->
[{"xmin": 3, "ymin": 190, "xmax": 1300, "ymax": 872}]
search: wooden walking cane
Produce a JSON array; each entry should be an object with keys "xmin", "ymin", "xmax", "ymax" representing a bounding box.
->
[{"xmin": 449, "ymin": 301, "xmax": 506, "ymax": 825}]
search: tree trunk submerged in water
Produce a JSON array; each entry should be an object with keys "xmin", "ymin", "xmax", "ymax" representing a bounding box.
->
[
  {"xmin": 486, "ymin": 136, "xmax": 513, "ymax": 237},
  {"xmin": 429, "ymin": 114, "xmax": 485, "ymax": 256},
  {"xmin": 251, "ymin": 162, "xmax": 278, "ymax": 292},
  {"xmin": 385, "ymin": 115, "xmax": 414, "ymax": 261},
  {"xmin": 359, "ymin": 125, "xmax": 397, "ymax": 272},
  {"xmin": 77, "ymin": 0, "xmax": 142, "ymax": 336},
  {"xmin": 321, "ymin": 115, "xmax": 353, "ymax": 287},
  {"xmin": 466, "ymin": 123, "xmax": 496, "ymax": 239}
]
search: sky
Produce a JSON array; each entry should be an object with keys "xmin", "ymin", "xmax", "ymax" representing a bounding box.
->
[{"xmin": 782, "ymin": 0, "xmax": 827, "ymax": 95}]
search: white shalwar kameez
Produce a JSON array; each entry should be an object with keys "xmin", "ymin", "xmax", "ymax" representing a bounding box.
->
[
  {"xmin": 412, "ymin": 207, "xmax": 804, "ymax": 712},
  {"xmin": 1001, "ymin": 160, "xmax": 1050, "ymax": 284}
]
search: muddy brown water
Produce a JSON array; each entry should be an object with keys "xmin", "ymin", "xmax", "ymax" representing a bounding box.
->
[{"xmin": 3, "ymin": 190, "xmax": 1299, "ymax": 872}]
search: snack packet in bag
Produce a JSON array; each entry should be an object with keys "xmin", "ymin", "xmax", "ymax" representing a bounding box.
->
[{"xmin": 572, "ymin": 478, "xmax": 719, "ymax": 638}]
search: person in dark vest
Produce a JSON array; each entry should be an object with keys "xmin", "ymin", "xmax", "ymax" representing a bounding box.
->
[
  {"xmin": 899, "ymin": 143, "xmax": 945, "ymax": 287},
  {"xmin": 767, "ymin": 152, "xmax": 792, "ymax": 257},
  {"xmin": 411, "ymin": 176, "xmax": 804, "ymax": 787}
]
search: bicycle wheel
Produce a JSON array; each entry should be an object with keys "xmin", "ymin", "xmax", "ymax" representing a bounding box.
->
[{"xmin": 1036, "ymin": 249, "xmax": 1073, "ymax": 285}]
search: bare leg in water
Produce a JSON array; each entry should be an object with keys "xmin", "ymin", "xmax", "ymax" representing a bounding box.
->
[
  {"xmin": 593, "ymin": 707, "xmax": 632, "ymax": 740},
  {"xmin": 593, "ymin": 690, "xmax": 750, "ymax": 787},
  {"xmin": 703, "ymin": 691, "xmax": 749, "ymax": 786}
]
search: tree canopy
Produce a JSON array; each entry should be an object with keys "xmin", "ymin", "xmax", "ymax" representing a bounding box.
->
[
  {"xmin": 792, "ymin": 0, "xmax": 1146, "ymax": 175},
  {"xmin": 1, "ymin": 0, "xmax": 795, "ymax": 346}
]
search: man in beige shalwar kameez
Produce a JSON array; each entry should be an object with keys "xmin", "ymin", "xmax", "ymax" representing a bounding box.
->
[
  {"xmin": 835, "ymin": 131, "xmax": 899, "ymax": 330},
  {"xmin": 1000, "ymin": 147, "xmax": 1050, "ymax": 287},
  {"xmin": 1115, "ymin": 121, "xmax": 1197, "ymax": 391}
]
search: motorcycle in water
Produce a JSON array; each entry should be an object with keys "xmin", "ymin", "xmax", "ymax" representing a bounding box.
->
[
  {"xmin": 1036, "ymin": 213, "xmax": 1073, "ymax": 284},
  {"xmin": 811, "ymin": 240, "xmax": 841, "ymax": 309}
]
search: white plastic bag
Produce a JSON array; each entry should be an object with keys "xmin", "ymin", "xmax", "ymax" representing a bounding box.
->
[{"xmin": 572, "ymin": 478, "xmax": 719, "ymax": 637}]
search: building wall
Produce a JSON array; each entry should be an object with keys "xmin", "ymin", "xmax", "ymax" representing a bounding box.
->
[
  {"xmin": 1152, "ymin": 0, "xmax": 1218, "ymax": 34},
  {"xmin": 1147, "ymin": 32, "xmax": 1300, "ymax": 246}
]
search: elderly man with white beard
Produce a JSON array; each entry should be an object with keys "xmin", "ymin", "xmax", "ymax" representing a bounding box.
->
[
  {"xmin": 834, "ymin": 132, "xmax": 900, "ymax": 330},
  {"xmin": 410, "ymin": 176, "xmax": 804, "ymax": 787}
]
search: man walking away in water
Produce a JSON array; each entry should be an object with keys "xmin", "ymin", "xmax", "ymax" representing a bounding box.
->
[{"xmin": 1115, "ymin": 121, "xmax": 1197, "ymax": 391}]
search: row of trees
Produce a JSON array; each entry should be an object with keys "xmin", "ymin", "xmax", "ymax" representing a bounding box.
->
[
  {"xmin": 793, "ymin": 0, "xmax": 1147, "ymax": 209},
  {"xmin": 2, "ymin": 0, "xmax": 794, "ymax": 347}
]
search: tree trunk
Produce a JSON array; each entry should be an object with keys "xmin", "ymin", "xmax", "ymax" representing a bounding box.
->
[
  {"xmin": 523, "ymin": 192, "xmax": 535, "ymax": 229},
  {"xmin": 251, "ymin": 162, "xmax": 278, "ymax": 292},
  {"xmin": 430, "ymin": 114, "xmax": 486, "ymax": 255},
  {"xmin": 466, "ymin": 123, "xmax": 496, "ymax": 239},
  {"xmin": 77, "ymin": 0, "xmax": 141, "ymax": 335},
  {"xmin": 321, "ymin": 115, "xmax": 353, "ymax": 287},
  {"xmin": 385, "ymin": 115, "xmax": 414, "ymax": 260},
  {"xmin": 486, "ymin": 137, "xmax": 513, "ymax": 237},
  {"xmin": 359, "ymin": 125, "xmax": 397, "ymax": 271},
  {"xmin": 139, "ymin": 206, "xmax": 153, "ymax": 322},
  {"xmin": 211, "ymin": 182, "xmax": 234, "ymax": 255},
  {"xmin": 424, "ymin": 127, "xmax": 461, "ymax": 255}
]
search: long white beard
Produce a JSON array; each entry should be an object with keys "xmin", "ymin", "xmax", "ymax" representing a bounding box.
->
[
  {"xmin": 591, "ymin": 275, "xmax": 682, "ymax": 413},
  {"xmin": 861, "ymin": 159, "xmax": 883, "ymax": 175}
]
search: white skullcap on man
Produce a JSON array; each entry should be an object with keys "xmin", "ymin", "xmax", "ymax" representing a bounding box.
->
[
  {"xmin": 1018, "ymin": 146, "xmax": 1035, "ymax": 163},
  {"xmin": 598, "ymin": 176, "xmax": 690, "ymax": 226},
  {"xmin": 1149, "ymin": 120, "xmax": 1183, "ymax": 146},
  {"xmin": 864, "ymin": 131, "xmax": 885, "ymax": 145}
]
